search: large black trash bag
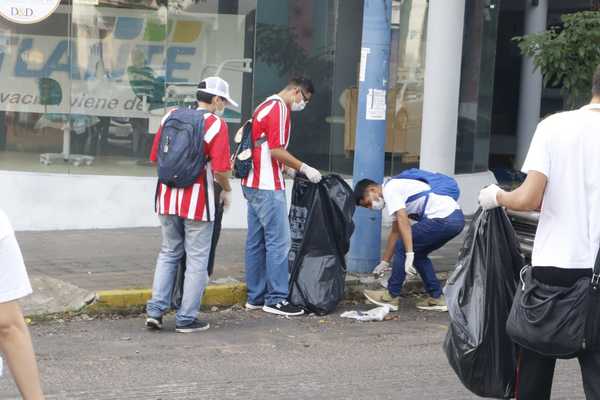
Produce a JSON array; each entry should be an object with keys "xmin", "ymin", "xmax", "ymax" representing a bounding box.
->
[
  {"xmin": 288, "ymin": 175, "xmax": 355, "ymax": 315},
  {"xmin": 444, "ymin": 208, "xmax": 524, "ymax": 399},
  {"xmin": 170, "ymin": 186, "xmax": 225, "ymax": 310}
]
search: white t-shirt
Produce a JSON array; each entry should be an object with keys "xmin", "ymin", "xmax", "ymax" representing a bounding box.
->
[
  {"xmin": 0, "ymin": 209, "xmax": 32, "ymax": 303},
  {"xmin": 522, "ymin": 105, "xmax": 600, "ymax": 269},
  {"xmin": 382, "ymin": 179, "xmax": 460, "ymax": 220}
]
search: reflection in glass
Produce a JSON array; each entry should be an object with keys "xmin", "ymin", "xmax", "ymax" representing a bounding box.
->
[
  {"xmin": 389, "ymin": 0, "xmax": 428, "ymax": 175},
  {"xmin": 254, "ymin": 0, "xmax": 335, "ymax": 172},
  {"xmin": 0, "ymin": 9, "xmax": 70, "ymax": 173},
  {"xmin": 455, "ymin": 0, "xmax": 500, "ymax": 174},
  {"xmin": 0, "ymin": 0, "xmax": 363, "ymax": 178}
]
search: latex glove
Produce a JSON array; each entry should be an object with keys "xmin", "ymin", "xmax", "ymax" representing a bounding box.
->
[
  {"xmin": 478, "ymin": 184, "xmax": 502, "ymax": 210},
  {"xmin": 284, "ymin": 166, "xmax": 297, "ymax": 178},
  {"xmin": 220, "ymin": 190, "xmax": 232, "ymax": 211},
  {"xmin": 300, "ymin": 163, "xmax": 322, "ymax": 183},
  {"xmin": 405, "ymin": 252, "xmax": 417, "ymax": 277},
  {"xmin": 373, "ymin": 260, "xmax": 391, "ymax": 276}
]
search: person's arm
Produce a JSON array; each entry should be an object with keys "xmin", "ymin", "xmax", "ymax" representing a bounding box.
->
[
  {"xmin": 0, "ymin": 301, "xmax": 45, "ymax": 400},
  {"xmin": 214, "ymin": 171, "xmax": 232, "ymax": 192},
  {"xmin": 205, "ymin": 117, "xmax": 233, "ymax": 208},
  {"xmin": 480, "ymin": 119, "xmax": 550, "ymax": 212},
  {"xmin": 271, "ymin": 148, "xmax": 303, "ymax": 170},
  {"xmin": 264, "ymin": 102, "xmax": 320, "ymax": 182},
  {"xmin": 395, "ymin": 209, "xmax": 413, "ymax": 253},
  {"xmin": 149, "ymin": 125, "xmax": 161, "ymax": 164},
  {"xmin": 382, "ymin": 221, "xmax": 400, "ymax": 263},
  {"xmin": 498, "ymin": 171, "xmax": 547, "ymax": 211}
]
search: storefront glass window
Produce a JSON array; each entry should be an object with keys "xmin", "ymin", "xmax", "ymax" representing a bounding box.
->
[
  {"xmin": 0, "ymin": 0, "xmax": 363, "ymax": 178},
  {"xmin": 253, "ymin": 0, "xmax": 363, "ymax": 177},
  {"xmin": 0, "ymin": 5, "xmax": 71, "ymax": 174},
  {"xmin": 387, "ymin": 0, "xmax": 428, "ymax": 176},
  {"xmin": 455, "ymin": 0, "xmax": 500, "ymax": 174},
  {"xmin": 0, "ymin": 0, "xmax": 257, "ymax": 176}
]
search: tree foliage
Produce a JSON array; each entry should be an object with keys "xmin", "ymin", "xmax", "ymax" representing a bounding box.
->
[{"xmin": 514, "ymin": 11, "xmax": 600, "ymax": 109}]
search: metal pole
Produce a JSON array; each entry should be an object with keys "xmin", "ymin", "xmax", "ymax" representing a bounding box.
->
[{"xmin": 347, "ymin": 0, "xmax": 392, "ymax": 273}]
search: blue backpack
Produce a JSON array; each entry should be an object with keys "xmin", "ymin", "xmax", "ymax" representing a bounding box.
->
[
  {"xmin": 393, "ymin": 168, "xmax": 460, "ymax": 210},
  {"xmin": 157, "ymin": 108, "xmax": 207, "ymax": 188},
  {"xmin": 232, "ymin": 119, "xmax": 254, "ymax": 179}
]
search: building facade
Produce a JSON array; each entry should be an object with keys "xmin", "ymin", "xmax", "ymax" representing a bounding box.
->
[{"xmin": 0, "ymin": 0, "xmax": 594, "ymax": 231}]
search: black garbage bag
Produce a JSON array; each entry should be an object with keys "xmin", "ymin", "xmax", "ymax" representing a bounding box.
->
[
  {"xmin": 170, "ymin": 186, "xmax": 225, "ymax": 310},
  {"xmin": 444, "ymin": 208, "xmax": 524, "ymax": 399},
  {"xmin": 288, "ymin": 175, "xmax": 355, "ymax": 315}
]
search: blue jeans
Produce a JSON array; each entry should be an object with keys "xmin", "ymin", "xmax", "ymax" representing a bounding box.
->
[
  {"xmin": 388, "ymin": 209, "xmax": 465, "ymax": 298},
  {"xmin": 243, "ymin": 186, "xmax": 290, "ymax": 306},
  {"xmin": 147, "ymin": 215, "xmax": 213, "ymax": 326}
]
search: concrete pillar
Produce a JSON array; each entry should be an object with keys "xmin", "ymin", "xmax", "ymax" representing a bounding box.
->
[
  {"xmin": 515, "ymin": 0, "xmax": 548, "ymax": 169},
  {"xmin": 419, "ymin": 0, "xmax": 466, "ymax": 175},
  {"xmin": 347, "ymin": 0, "xmax": 392, "ymax": 273}
]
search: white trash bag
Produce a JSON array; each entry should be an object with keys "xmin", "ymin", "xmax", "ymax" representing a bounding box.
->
[{"xmin": 340, "ymin": 305, "xmax": 391, "ymax": 322}]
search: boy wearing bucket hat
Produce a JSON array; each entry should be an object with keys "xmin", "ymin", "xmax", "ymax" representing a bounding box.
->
[{"xmin": 145, "ymin": 77, "xmax": 235, "ymax": 333}]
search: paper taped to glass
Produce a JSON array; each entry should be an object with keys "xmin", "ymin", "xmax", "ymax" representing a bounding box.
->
[{"xmin": 366, "ymin": 89, "xmax": 386, "ymax": 120}]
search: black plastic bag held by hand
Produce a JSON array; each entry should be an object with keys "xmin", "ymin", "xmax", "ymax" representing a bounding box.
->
[
  {"xmin": 288, "ymin": 175, "xmax": 355, "ymax": 315},
  {"xmin": 444, "ymin": 208, "xmax": 524, "ymax": 399}
]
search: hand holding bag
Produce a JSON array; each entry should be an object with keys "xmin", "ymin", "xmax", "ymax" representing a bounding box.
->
[{"xmin": 506, "ymin": 249, "xmax": 600, "ymax": 358}]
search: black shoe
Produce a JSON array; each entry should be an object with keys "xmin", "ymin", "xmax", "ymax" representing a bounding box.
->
[
  {"xmin": 263, "ymin": 300, "xmax": 304, "ymax": 316},
  {"xmin": 145, "ymin": 316, "xmax": 163, "ymax": 330},
  {"xmin": 175, "ymin": 319, "xmax": 210, "ymax": 333}
]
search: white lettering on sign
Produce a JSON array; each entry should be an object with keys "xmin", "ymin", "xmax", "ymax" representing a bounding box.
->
[{"xmin": 0, "ymin": 0, "xmax": 61, "ymax": 24}]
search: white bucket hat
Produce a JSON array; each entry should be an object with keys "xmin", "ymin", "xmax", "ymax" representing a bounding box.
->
[{"xmin": 197, "ymin": 76, "xmax": 239, "ymax": 108}]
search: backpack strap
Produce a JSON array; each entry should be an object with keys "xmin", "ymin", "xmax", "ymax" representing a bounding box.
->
[
  {"xmin": 389, "ymin": 178, "xmax": 432, "ymax": 221},
  {"xmin": 255, "ymin": 136, "xmax": 267, "ymax": 147},
  {"xmin": 252, "ymin": 97, "xmax": 286, "ymax": 149},
  {"xmin": 406, "ymin": 190, "xmax": 431, "ymax": 204},
  {"xmin": 592, "ymin": 245, "xmax": 600, "ymax": 289}
]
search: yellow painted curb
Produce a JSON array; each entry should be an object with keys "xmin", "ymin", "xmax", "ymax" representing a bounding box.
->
[{"xmin": 90, "ymin": 283, "xmax": 247, "ymax": 311}]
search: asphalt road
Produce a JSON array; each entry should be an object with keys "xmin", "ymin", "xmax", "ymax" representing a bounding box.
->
[{"xmin": 0, "ymin": 298, "xmax": 586, "ymax": 400}]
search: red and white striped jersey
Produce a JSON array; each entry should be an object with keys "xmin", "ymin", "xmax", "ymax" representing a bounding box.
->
[
  {"xmin": 241, "ymin": 95, "xmax": 291, "ymax": 191},
  {"xmin": 150, "ymin": 108, "xmax": 231, "ymax": 221}
]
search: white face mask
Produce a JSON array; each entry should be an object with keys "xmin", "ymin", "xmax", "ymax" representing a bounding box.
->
[
  {"xmin": 215, "ymin": 103, "xmax": 225, "ymax": 117},
  {"xmin": 291, "ymin": 99, "xmax": 306, "ymax": 112},
  {"xmin": 371, "ymin": 197, "xmax": 385, "ymax": 211}
]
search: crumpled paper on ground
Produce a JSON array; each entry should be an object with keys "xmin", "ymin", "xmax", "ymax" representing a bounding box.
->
[{"xmin": 340, "ymin": 305, "xmax": 391, "ymax": 322}]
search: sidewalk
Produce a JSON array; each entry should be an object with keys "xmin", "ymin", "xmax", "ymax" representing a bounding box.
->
[
  {"xmin": 16, "ymin": 228, "xmax": 246, "ymax": 292},
  {"xmin": 16, "ymin": 227, "xmax": 464, "ymax": 292},
  {"xmin": 15, "ymin": 226, "xmax": 466, "ymax": 315}
]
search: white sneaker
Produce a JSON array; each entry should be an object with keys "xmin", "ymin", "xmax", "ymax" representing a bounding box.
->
[{"xmin": 245, "ymin": 302, "xmax": 263, "ymax": 310}]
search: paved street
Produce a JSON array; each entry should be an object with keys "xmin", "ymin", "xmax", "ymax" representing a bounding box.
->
[{"xmin": 0, "ymin": 297, "xmax": 585, "ymax": 400}]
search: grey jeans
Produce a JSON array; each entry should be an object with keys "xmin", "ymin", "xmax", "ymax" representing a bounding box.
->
[{"xmin": 146, "ymin": 215, "xmax": 213, "ymax": 326}]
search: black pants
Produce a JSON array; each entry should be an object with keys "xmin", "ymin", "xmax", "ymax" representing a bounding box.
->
[
  {"xmin": 517, "ymin": 267, "xmax": 600, "ymax": 399},
  {"xmin": 517, "ymin": 348, "xmax": 600, "ymax": 399}
]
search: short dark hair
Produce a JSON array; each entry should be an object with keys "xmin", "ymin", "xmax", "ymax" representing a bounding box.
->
[
  {"xmin": 353, "ymin": 178, "xmax": 377, "ymax": 206},
  {"xmin": 288, "ymin": 76, "xmax": 315, "ymax": 95},
  {"xmin": 593, "ymin": 64, "xmax": 600, "ymax": 97},
  {"xmin": 196, "ymin": 81, "xmax": 218, "ymax": 104}
]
